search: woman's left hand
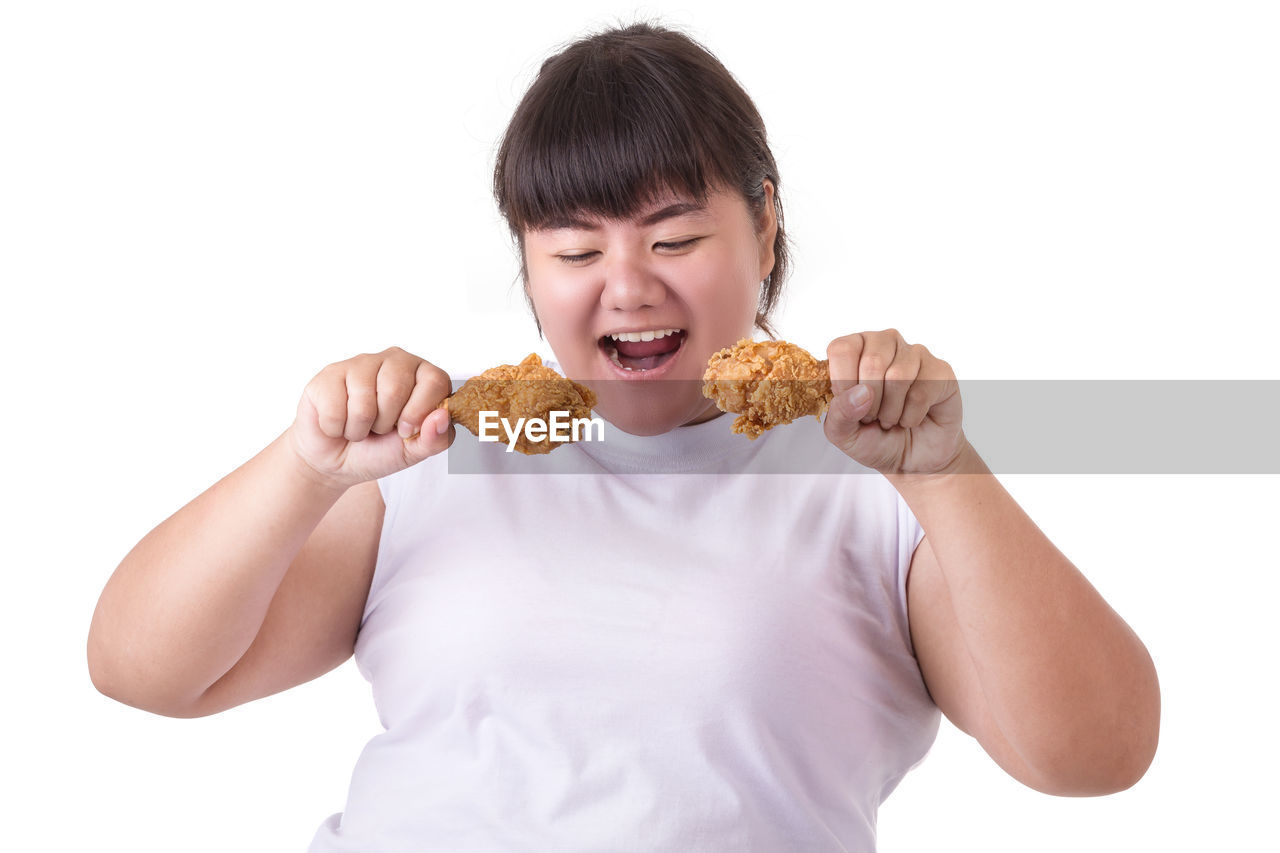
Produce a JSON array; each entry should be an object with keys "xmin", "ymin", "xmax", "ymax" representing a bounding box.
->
[{"xmin": 823, "ymin": 329, "xmax": 969, "ymax": 475}]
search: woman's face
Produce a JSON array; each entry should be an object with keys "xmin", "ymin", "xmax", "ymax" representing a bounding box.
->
[{"xmin": 524, "ymin": 183, "xmax": 777, "ymax": 435}]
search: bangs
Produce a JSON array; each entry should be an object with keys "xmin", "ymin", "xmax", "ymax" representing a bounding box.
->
[{"xmin": 495, "ymin": 34, "xmax": 754, "ymax": 232}]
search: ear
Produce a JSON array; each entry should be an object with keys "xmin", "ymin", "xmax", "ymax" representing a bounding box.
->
[{"xmin": 756, "ymin": 179, "xmax": 778, "ymax": 281}]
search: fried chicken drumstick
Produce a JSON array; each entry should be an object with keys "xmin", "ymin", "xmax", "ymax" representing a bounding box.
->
[
  {"xmin": 440, "ymin": 353, "xmax": 597, "ymax": 455},
  {"xmin": 702, "ymin": 339, "xmax": 833, "ymax": 439}
]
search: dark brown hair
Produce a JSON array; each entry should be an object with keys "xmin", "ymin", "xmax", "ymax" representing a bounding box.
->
[{"xmin": 494, "ymin": 22, "xmax": 789, "ymax": 335}]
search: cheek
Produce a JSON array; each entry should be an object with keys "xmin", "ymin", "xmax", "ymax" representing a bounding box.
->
[
  {"xmin": 525, "ymin": 247, "xmax": 575, "ymax": 309},
  {"xmin": 535, "ymin": 280, "xmax": 586, "ymax": 312},
  {"xmin": 526, "ymin": 263, "xmax": 568, "ymax": 314},
  {"xmin": 689, "ymin": 247, "xmax": 761, "ymax": 325},
  {"xmin": 526, "ymin": 274, "xmax": 596, "ymax": 347}
]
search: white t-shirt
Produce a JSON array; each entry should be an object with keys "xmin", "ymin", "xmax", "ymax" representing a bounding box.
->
[{"xmin": 309, "ymin": 396, "xmax": 939, "ymax": 852}]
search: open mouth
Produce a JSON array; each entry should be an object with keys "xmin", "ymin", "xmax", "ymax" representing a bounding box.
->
[{"xmin": 599, "ymin": 328, "xmax": 687, "ymax": 372}]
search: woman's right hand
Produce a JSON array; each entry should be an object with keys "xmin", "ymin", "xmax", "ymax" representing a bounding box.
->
[{"xmin": 289, "ymin": 347, "xmax": 455, "ymax": 489}]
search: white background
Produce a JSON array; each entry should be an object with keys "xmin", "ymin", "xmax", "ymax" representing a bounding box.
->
[{"xmin": 2, "ymin": 1, "xmax": 1277, "ymax": 850}]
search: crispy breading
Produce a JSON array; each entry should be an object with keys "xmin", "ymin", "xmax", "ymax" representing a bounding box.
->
[
  {"xmin": 702, "ymin": 339, "xmax": 833, "ymax": 439},
  {"xmin": 441, "ymin": 353, "xmax": 597, "ymax": 455}
]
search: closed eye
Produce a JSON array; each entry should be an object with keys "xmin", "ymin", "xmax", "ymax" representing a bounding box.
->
[
  {"xmin": 557, "ymin": 238, "xmax": 700, "ymax": 264},
  {"xmin": 655, "ymin": 238, "xmax": 702, "ymax": 252}
]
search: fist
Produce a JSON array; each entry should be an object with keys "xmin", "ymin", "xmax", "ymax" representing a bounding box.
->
[
  {"xmin": 290, "ymin": 347, "xmax": 454, "ymax": 488},
  {"xmin": 822, "ymin": 329, "xmax": 967, "ymax": 475}
]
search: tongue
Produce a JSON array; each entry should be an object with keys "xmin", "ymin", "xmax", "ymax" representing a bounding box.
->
[{"xmin": 614, "ymin": 335, "xmax": 682, "ymax": 359}]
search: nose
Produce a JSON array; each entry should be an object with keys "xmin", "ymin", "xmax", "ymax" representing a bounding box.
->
[{"xmin": 600, "ymin": 250, "xmax": 666, "ymax": 312}]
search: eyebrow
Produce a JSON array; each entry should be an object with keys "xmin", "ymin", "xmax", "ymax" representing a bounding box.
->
[{"xmin": 540, "ymin": 201, "xmax": 710, "ymax": 232}]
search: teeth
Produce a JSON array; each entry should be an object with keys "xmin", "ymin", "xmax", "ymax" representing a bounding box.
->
[
  {"xmin": 608, "ymin": 328, "xmax": 682, "ymax": 342},
  {"xmin": 602, "ymin": 328, "xmax": 682, "ymax": 372}
]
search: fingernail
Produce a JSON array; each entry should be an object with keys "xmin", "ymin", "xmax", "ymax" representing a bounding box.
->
[
  {"xmin": 397, "ymin": 420, "xmax": 414, "ymax": 438},
  {"xmin": 434, "ymin": 411, "xmax": 450, "ymax": 435},
  {"xmin": 848, "ymin": 386, "xmax": 872, "ymax": 409}
]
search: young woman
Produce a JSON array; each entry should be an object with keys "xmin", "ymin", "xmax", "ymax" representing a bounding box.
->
[{"xmin": 88, "ymin": 22, "xmax": 1160, "ymax": 852}]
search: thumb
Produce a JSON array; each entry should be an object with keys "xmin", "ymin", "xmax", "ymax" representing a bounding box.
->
[
  {"xmin": 402, "ymin": 406, "xmax": 455, "ymax": 465},
  {"xmin": 822, "ymin": 385, "xmax": 874, "ymax": 456}
]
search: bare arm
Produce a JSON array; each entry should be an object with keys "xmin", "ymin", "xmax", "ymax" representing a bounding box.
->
[
  {"xmin": 89, "ymin": 436, "xmax": 361, "ymax": 716},
  {"xmin": 87, "ymin": 347, "xmax": 454, "ymax": 717},
  {"xmin": 191, "ymin": 476, "xmax": 385, "ymax": 717},
  {"xmin": 900, "ymin": 449, "xmax": 1160, "ymax": 795},
  {"xmin": 821, "ymin": 329, "xmax": 1159, "ymax": 794}
]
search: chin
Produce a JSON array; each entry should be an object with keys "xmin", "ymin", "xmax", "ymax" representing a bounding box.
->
[{"xmin": 592, "ymin": 391, "xmax": 715, "ymax": 436}]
